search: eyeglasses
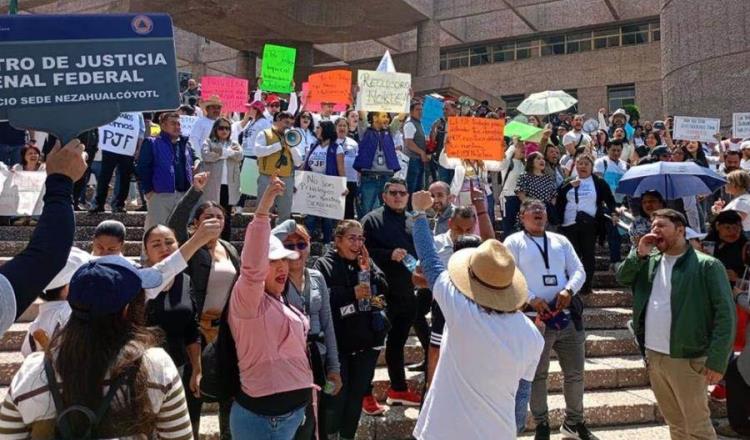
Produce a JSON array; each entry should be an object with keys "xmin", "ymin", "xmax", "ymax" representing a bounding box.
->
[
  {"xmin": 217, "ymin": 126, "xmax": 231, "ymax": 131},
  {"xmin": 525, "ymin": 205, "xmax": 546, "ymax": 213},
  {"xmin": 283, "ymin": 242, "xmax": 308, "ymax": 251},
  {"xmin": 387, "ymin": 190, "xmax": 408, "ymax": 197}
]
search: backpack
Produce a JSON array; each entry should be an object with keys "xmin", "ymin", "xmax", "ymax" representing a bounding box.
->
[{"xmin": 44, "ymin": 358, "xmax": 138, "ymax": 440}]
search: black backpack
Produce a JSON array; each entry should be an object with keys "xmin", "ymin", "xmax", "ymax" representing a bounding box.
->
[{"xmin": 43, "ymin": 358, "xmax": 138, "ymax": 440}]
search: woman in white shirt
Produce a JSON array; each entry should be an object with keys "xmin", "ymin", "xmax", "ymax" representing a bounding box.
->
[
  {"xmin": 294, "ymin": 110, "xmax": 318, "ymax": 160},
  {"xmin": 303, "ymin": 121, "xmax": 345, "ymax": 243},
  {"xmin": 497, "ymin": 139, "xmax": 526, "ymax": 237},
  {"xmin": 201, "ymin": 117, "xmax": 243, "ymax": 240},
  {"xmin": 335, "ymin": 117, "xmax": 360, "ymax": 219},
  {"xmin": 713, "ymin": 169, "xmax": 750, "ymax": 234}
]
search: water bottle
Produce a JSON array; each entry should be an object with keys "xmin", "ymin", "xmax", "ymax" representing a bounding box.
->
[
  {"xmin": 323, "ymin": 380, "xmax": 336, "ymax": 395},
  {"xmin": 357, "ymin": 270, "xmax": 371, "ymax": 312},
  {"xmin": 402, "ymin": 254, "xmax": 418, "ymax": 273}
]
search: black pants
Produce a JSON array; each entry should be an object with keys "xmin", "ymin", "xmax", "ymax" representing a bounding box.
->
[
  {"xmin": 413, "ymin": 288, "xmax": 432, "ymax": 355},
  {"xmin": 95, "ymin": 150, "xmax": 134, "ymax": 209},
  {"xmin": 181, "ymin": 363, "xmax": 232, "ymax": 439},
  {"xmin": 219, "ymin": 184, "xmax": 232, "ymax": 242},
  {"xmin": 325, "ymin": 349, "xmax": 380, "ymax": 439},
  {"xmin": 386, "ymin": 299, "xmax": 417, "ymax": 391},
  {"xmin": 73, "ymin": 148, "xmax": 96, "ymax": 207},
  {"xmin": 295, "ymin": 391, "xmax": 324, "ymax": 440},
  {"xmin": 561, "ymin": 224, "xmax": 596, "ymax": 293},
  {"xmin": 345, "ymin": 182, "xmax": 358, "ymax": 219},
  {"xmin": 726, "ymin": 357, "xmax": 750, "ymax": 435}
]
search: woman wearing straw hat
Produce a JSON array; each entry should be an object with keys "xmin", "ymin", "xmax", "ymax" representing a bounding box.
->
[{"xmin": 409, "ymin": 190, "xmax": 544, "ymax": 439}]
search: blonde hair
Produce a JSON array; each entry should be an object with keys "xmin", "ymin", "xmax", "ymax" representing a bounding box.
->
[{"xmin": 727, "ymin": 170, "xmax": 750, "ymax": 192}]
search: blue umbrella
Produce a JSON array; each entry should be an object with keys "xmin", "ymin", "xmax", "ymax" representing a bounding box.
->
[{"xmin": 616, "ymin": 161, "xmax": 726, "ymax": 199}]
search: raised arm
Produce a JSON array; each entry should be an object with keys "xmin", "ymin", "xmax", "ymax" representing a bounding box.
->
[
  {"xmin": 411, "ymin": 191, "xmax": 446, "ymax": 287},
  {"xmin": 166, "ymin": 172, "xmax": 209, "ymax": 245}
]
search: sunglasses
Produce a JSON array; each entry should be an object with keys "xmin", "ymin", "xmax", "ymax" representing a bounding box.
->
[
  {"xmin": 283, "ymin": 242, "xmax": 308, "ymax": 251},
  {"xmin": 301, "ymin": 116, "xmax": 311, "ymax": 121},
  {"xmin": 387, "ymin": 190, "xmax": 408, "ymax": 197},
  {"xmin": 217, "ymin": 126, "xmax": 231, "ymax": 131}
]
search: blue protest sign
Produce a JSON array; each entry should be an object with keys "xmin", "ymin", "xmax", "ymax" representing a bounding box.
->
[
  {"xmin": 422, "ymin": 95, "xmax": 444, "ymax": 136},
  {"xmin": 0, "ymin": 14, "xmax": 180, "ymax": 142}
]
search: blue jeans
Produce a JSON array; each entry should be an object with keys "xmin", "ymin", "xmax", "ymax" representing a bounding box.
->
[
  {"xmin": 230, "ymin": 401, "xmax": 305, "ymax": 440},
  {"xmin": 406, "ymin": 157, "xmax": 426, "ymax": 194},
  {"xmin": 436, "ymin": 164, "xmax": 454, "ymax": 184},
  {"xmin": 358, "ymin": 172, "xmax": 391, "ymax": 217},
  {"xmin": 515, "ymin": 379, "xmax": 532, "ymax": 434},
  {"xmin": 0, "ymin": 144, "xmax": 23, "ymax": 168},
  {"xmin": 486, "ymin": 193, "xmax": 496, "ymax": 228},
  {"xmin": 606, "ymin": 220, "xmax": 623, "ymax": 264},
  {"xmin": 502, "ymin": 195, "xmax": 521, "ymax": 239},
  {"xmin": 305, "ymin": 215, "xmax": 333, "ymax": 243}
]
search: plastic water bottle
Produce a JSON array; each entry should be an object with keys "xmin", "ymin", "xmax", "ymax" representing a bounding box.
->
[
  {"xmin": 357, "ymin": 270, "xmax": 371, "ymax": 311},
  {"xmin": 402, "ymin": 254, "xmax": 418, "ymax": 273}
]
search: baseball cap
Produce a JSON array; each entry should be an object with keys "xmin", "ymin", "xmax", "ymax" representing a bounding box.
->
[
  {"xmin": 45, "ymin": 247, "xmax": 92, "ymax": 291},
  {"xmin": 245, "ymin": 100, "xmax": 266, "ymax": 113},
  {"xmin": 741, "ymin": 141, "xmax": 750, "ymax": 151},
  {"xmin": 268, "ymin": 235, "xmax": 299, "ymax": 261},
  {"xmin": 271, "ymin": 219, "xmax": 298, "ymax": 241},
  {"xmin": 0, "ymin": 274, "xmax": 16, "ymax": 336},
  {"xmin": 265, "ymin": 94, "xmax": 281, "ymax": 105},
  {"xmin": 67, "ymin": 256, "xmax": 162, "ymax": 316}
]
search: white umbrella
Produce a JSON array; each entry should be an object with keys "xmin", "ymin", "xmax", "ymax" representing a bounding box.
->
[{"xmin": 517, "ymin": 90, "xmax": 577, "ymax": 116}]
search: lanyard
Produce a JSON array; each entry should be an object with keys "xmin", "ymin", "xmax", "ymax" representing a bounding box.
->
[{"xmin": 525, "ymin": 232, "xmax": 550, "ymax": 270}]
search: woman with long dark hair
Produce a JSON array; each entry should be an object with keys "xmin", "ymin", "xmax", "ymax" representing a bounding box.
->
[
  {"xmin": 294, "ymin": 110, "xmax": 318, "ymax": 158},
  {"xmin": 1, "ymin": 256, "xmax": 194, "ymax": 439},
  {"xmin": 304, "ymin": 120, "xmax": 346, "ymax": 243},
  {"xmin": 516, "ymin": 151, "xmax": 558, "ymax": 225}
]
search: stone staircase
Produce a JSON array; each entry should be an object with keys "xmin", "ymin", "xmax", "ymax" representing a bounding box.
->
[{"xmin": 0, "ymin": 212, "xmax": 730, "ymax": 439}]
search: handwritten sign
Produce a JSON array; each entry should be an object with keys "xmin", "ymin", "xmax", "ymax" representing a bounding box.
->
[
  {"xmin": 200, "ymin": 76, "xmax": 248, "ymax": 113},
  {"xmin": 421, "ymin": 95, "xmax": 444, "ymax": 136},
  {"xmin": 356, "ymin": 70, "xmax": 411, "ymax": 113},
  {"xmin": 673, "ymin": 116, "xmax": 721, "ymax": 143},
  {"xmin": 179, "ymin": 115, "xmax": 198, "ymax": 137},
  {"xmin": 301, "ymin": 82, "xmax": 347, "ymax": 113},
  {"xmin": 446, "ymin": 116, "xmax": 505, "ymax": 161},
  {"xmin": 98, "ymin": 112, "xmax": 140, "ymax": 156},
  {"xmin": 292, "ymin": 171, "xmax": 346, "ymax": 220},
  {"xmin": 733, "ymin": 113, "xmax": 750, "ymax": 139},
  {"xmin": 307, "ymin": 70, "xmax": 352, "ymax": 106},
  {"xmin": 260, "ymin": 44, "xmax": 296, "ymax": 94},
  {"xmin": 0, "ymin": 170, "xmax": 46, "ymax": 216}
]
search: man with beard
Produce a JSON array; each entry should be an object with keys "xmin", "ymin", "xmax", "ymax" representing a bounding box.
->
[
  {"xmin": 429, "ymin": 181, "xmax": 455, "ymax": 235},
  {"xmin": 429, "ymin": 100, "xmax": 458, "ymax": 184},
  {"xmin": 616, "ymin": 209, "xmax": 735, "ymax": 439}
]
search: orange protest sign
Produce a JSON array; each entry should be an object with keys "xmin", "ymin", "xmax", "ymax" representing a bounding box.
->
[
  {"xmin": 445, "ymin": 116, "xmax": 505, "ymax": 161},
  {"xmin": 307, "ymin": 69, "xmax": 352, "ymax": 105}
]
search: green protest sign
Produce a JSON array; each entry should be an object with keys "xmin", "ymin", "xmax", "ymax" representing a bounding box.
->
[
  {"xmin": 504, "ymin": 121, "xmax": 543, "ymax": 141},
  {"xmin": 261, "ymin": 44, "xmax": 296, "ymax": 93}
]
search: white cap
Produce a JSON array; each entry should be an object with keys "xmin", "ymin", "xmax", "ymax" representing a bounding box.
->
[
  {"xmin": 268, "ymin": 235, "xmax": 300, "ymax": 261},
  {"xmin": 45, "ymin": 247, "xmax": 93, "ymax": 291},
  {"xmin": 741, "ymin": 141, "xmax": 750, "ymax": 150},
  {"xmin": 685, "ymin": 227, "xmax": 707, "ymax": 241}
]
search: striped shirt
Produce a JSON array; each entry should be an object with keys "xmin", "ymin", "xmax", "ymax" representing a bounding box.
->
[{"xmin": 0, "ymin": 347, "xmax": 193, "ymax": 440}]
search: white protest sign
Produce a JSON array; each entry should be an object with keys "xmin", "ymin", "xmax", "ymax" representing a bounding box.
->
[
  {"xmin": 180, "ymin": 115, "xmax": 198, "ymax": 137},
  {"xmin": 673, "ymin": 116, "xmax": 721, "ymax": 143},
  {"xmin": 98, "ymin": 112, "xmax": 141, "ymax": 156},
  {"xmin": 292, "ymin": 171, "xmax": 346, "ymax": 220},
  {"xmin": 0, "ymin": 170, "xmax": 46, "ymax": 216},
  {"xmin": 356, "ymin": 70, "xmax": 411, "ymax": 114},
  {"xmin": 733, "ymin": 113, "xmax": 750, "ymax": 139}
]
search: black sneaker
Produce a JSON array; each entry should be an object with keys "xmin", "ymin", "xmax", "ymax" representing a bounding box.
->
[
  {"xmin": 534, "ymin": 421, "xmax": 550, "ymax": 440},
  {"xmin": 560, "ymin": 421, "xmax": 599, "ymax": 440},
  {"xmin": 88, "ymin": 206, "xmax": 104, "ymax": 214}
]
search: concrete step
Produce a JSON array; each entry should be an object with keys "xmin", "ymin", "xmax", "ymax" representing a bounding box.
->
[
  {"xmin": 0, "ymin": 225, "xmax": 250, "ymax": 242},
  {"xmin": 72, "ymin": 211, "xmax": 256, "ymax": 227}
]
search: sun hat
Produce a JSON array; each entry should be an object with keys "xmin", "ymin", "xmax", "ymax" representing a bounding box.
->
[
  {"xmin": 685, "ymin": 227, "xmax": 707, "ymax": 241},
  {"xmin": 268, "ymin": 235, "xmax": 300, "ymax": 261},
  {"xmin": 202, "ymin": 94, "xmax": 223, "ymax": 108},
  {"xmin": 447, "ymin": 239, "xmax": 527, "ymax": 312},
  {"xmin": 44, "ymin": 247, "xmax": 93, "ymax": 291},
  {"xmin": 610, "ymin": 108, "xmax": 630, "ymax": 124},
  {"xmin": 67, "ymin": 255, "xmax": 162, "ymax": 317}
]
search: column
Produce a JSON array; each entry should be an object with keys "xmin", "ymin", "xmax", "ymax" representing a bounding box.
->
[
  {"xmin": 236, "ymin": 50, "xmax": 258, "ymax": 89},
  {"xmin": 416, "ymin": 19, "xmax": 440, "ymax": 77}
]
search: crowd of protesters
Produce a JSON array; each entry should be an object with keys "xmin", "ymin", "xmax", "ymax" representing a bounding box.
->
[{"xmin": 0, "ymin": 77, "xmax": 749, "ymax": 440}]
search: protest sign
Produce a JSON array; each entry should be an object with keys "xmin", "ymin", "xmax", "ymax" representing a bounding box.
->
[
  {"xmin": 0, "ymin": 170, "xmax": 46, "ymax": 216},
  {"xmin": 260, "ymin": 44, "xmax": 296, "ymax": 94},
  {"xmin": 446, "ymin": 116, "xmax": 505, "ymax": 161},
  {"xmin": 0, "ymin": 14, "xmax": 180, "ymax": 142},
  {"xmin": 179, "ymin": 115, "xmax": 198, "ymax": 137},
  {"xmin": 673, "ymin": 116, "xmax": 721, "ymax": 143},
  {"xmin": 240, "ymin": 159, "xmax": 259, "ymax": 197},
  {"xmin": 292, "ymin": 171, "xmax": 346, "ymax": 220},
  {"xmin": 98, "ymin": 112, "xmax": 141, "ymax": 156},
  {"xmin": 733, "ymin": 113, "xmax": 750, "ymax": 139},
  {"xmin": 356, "ymin": 70, "xmax": 411, "ymax": 113},
  {"xmin": 421, "ymin": 96, "xmax": 444, "ymax": 136},
  {"xmin": 307, "ymin": 70, "xmax": 352, "ymax": 106},
  {"xmin": 301, "ymin": 83, "xmax": 347, "ymax": 113},
  {"xmin": 201, "ymin": 76, "xmax": 248, "ymax": 113},
  {"xmin": 504, "ymin": 121, "xmax": 542, "ymax": 141}
]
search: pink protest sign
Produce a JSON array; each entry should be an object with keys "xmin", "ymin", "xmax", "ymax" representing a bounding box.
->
[
  {"xmin": 301, "ymin": 82, "xmax": 347, "ymax": 112},
  {"xmin": 200, "ymin": 76, "xmax": 249, "ymax": 113}
]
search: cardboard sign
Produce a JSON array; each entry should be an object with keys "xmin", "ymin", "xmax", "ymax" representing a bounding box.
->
[
  {"xmin": 421, "ymin": 95, "xmax": 444, "ymax": 136},
  {"xmin": 504, "ymin": 121, "xmax": 542, "ymax": 141},
  {"xmin": 733, "ymin": 113, "xmax": 750, "ymax": 139},
  {"xmin": 356, "ymin": 70, "xmax": 411, "ymax": 113},
  {"xmin": 0, "ymin": 14, "xmax": 180, "ymax": 142},
  {"xmin": 292, "ymin": 171, "xmax": 346, "ymax": 220},
  {"xmin": 179, "ymin": 115, "xmax": 198, "ymax": 137},
  {"xmin": 0, "ymin": 170, "xmax": 46, "ymax": 216},
  {"xmin": 98, "ymin": 112, "xmax": 141, "ymax": 156},
  {"xmin": 307, "ymin": 70, "xmax": 352, "ymax": 106},
  {"xmin": 301, "ymin": 82, "xmax": 347, "ymax": 113},
  {"xmin": 260, "ymin": 44, "xmax": 296, "ymax": 94},
  {"xmin": 200, "ymin": 76, "xmax": 248, "ymax": 113},
  {"xmin": 446, "ymin": 116, "xmax": 505, "ymax": 161},
  {"xmin": 673, "ymin": 116, "xmax": 721, "ymax": 143}
]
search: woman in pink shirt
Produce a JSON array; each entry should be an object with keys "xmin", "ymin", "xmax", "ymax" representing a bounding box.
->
[{"xmin": 228, "ymin": 176, "xmax": 315, "ymax": 439}]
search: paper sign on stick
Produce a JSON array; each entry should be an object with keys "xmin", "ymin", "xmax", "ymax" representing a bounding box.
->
[
  {"xmin": 0, "ymin": 170, "xmax": 46, "ymax": 216},
  {"xmin": 356, "ymin": 70, "xmax": 411, "ymax": 114},
  {"xmin": 733, "ymin": 113, "xmax": 750, "ymax": 139},
  {"xmin": 98, "ymin": 112, "xmax": 141, "ymax": 156},
  {"xmin": 504, "ymin": 121, "xmax": 542, "ymax": 141},
  {"xmin": 421, "ymin": 95, "xmax": 444, "ymax": 136},
  {"xmin": 301, "ymin": 83, "xmax": 347, "ymax": 113},
  {"xmin": 292, "ymin": 171, "xmax": 346, "ymax": 220},
  {"xmin": 201, "ymin": 76, "xmax": 248, "ymax": 113},
  {"xmin": 179, "ymin": 115, "xmax": 198, "ymax": 137},
  {"xmin": 673, "ymin": 116, "xmax": 721, "ymax": 143},
  {"xmin": 307, "ymin": 70, "xmax": 352, "ymax": 106},
  {"xmin": 446, "ymin": 117, "xmax": 505, "ymax": 161},
  {"xmin": 260, "ymin": 44, "xmax": 296, "ymax": 93}
]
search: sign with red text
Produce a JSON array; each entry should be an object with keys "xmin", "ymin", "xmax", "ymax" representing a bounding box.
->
[
  {"xmin": 446, "ymin": 116, "xmax": 505, "ymax": 161},
  {"xmin": 673, "ymin": 116, "xmax": 720, "ymax": 143},
  {"xmin": 307, "ymin": 70, "xmax": 352, "ymax": 106},
  {"xmin": 200, "ymin": 76, "xmax": 248, "ymax": 113}
]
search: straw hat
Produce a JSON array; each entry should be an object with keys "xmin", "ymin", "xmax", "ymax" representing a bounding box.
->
[
  {"xmin": 447, "ymin": 239, "xmax": 528, "ymax": 312},
  {"xmin": 202, "ymin": 94, "xmax": 223, "ymax": 108}
]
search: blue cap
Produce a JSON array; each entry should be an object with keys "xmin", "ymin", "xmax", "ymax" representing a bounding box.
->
[{"xmin": 67, "ymin": 256, "xmax": 162, "ymax": 316}]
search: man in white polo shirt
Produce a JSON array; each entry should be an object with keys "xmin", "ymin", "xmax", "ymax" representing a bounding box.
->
[{"xmin": 504, "ymin": 198, "xmax": 598, "ymax": 440}]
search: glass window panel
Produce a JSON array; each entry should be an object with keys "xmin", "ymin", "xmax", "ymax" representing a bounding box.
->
[
  {"xmin": 622, "ymin": 24, "xmax": 649, "ymax": 34},
  {"xmin": 607, "ymin": 84, "xmax": 635, "ymax": 112},
  {"xmin": 542, "ymin": 36, "xmax": 565, "ymax": 56},
  {"xmin": 652, "ymin": 30, "xmax": 661, "ymax": 41},
  {"xmin": 623, "ymin": 31, "xmax": 648, "ymax": 46},
  {"xmin": 493, "ymin": 50, "xmax": 514, "ymax": 62}
]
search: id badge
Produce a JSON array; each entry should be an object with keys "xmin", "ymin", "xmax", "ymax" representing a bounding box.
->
[
  {"xmin": 543, "ymin": 275, "xmax": 558, "ymax": 286},
  {"xmin": 376, "ymin": 153, "xmax": 385, "ymax": 166}
]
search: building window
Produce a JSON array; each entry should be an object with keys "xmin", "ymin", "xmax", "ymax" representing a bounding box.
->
[
  {"xmin": 439, "ymin": 54, "xmax": 447, "ymax": 70},
  {"xmin": 650, "ymin": 21, "xmax": 661, "ymax": 41},
  {"xmin": 563, "ymin": 89, "xmax": 578, "ymax": 113},
  {"xmin": 593, "ymin": 28, "xmax": 620, "ymax": 49},
  {"xmin": 470, "ymin": 47, "xmax": 491, "ymax": 66},
  {"xmin": 492, "ymin": 42, "xmax": 515, "ymax": 63},
  {"xmin": 502, "ymin": 94, "xmax": 526, "ymax": 117},
  {"xmin": 516, "ymin": 39, "xmax": 539, "ymax": 60},
  {"xmin": 445, "ymin": 49, "xmax": 469, "ymax": 69},
  {"xmin": 622, "ymin": 23, "xmax": 650, "ymax": 46},
  {"xmin": 566, "ymin": 32, "xmax": 592, "ymax": 54},
  {"xmin": 607, "ymin": 84, "xmax": 635, "ymax": 111},
  {"xmin": 541, "ymin": 36, "xmax": 565, "ymax": 56}
]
